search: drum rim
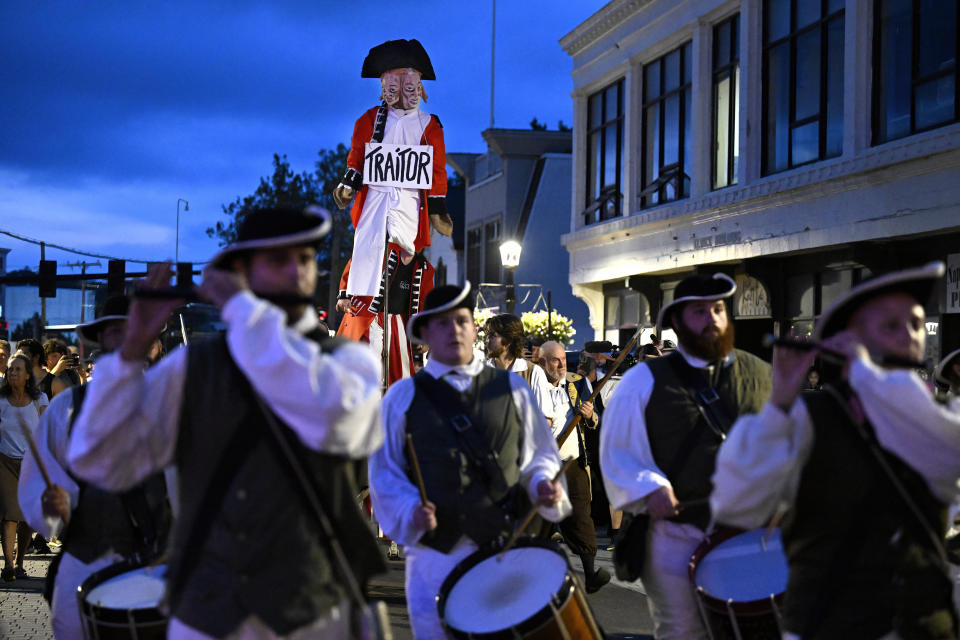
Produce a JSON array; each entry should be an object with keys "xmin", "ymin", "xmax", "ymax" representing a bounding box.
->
[
  {"xmin": 437, "ymin": 537, "xmax": 574, "ymax": 638},
  {"xmin": 77, "ymin": 559, "xmax": 168, "ymax": 623},
  {"xmin": 688, "ymin": 526, "xmax": 785, "ymax": 614}
]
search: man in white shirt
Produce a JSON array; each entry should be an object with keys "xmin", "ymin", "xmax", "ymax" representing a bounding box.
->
[
  {"xmin": 67, "ymin": 206, "xmax": 385, "ymax": 639},
  {"xmin": 369, "ymin": 281, "xmax": 570, "ymax": 639},
  {"xmin": 600, "ymin": 273, "xmax": 771, "ymax": 639},
  {"xmin": 712, "ymin": 262, "xmax": 959, "ymax": 639},
  {"xmin": 538, "ymin": 340, "xmax": 609, "ymax": 593},
  {"xmin": 485, "ymin": 312, "xmax": 550, "ymax": 410}
]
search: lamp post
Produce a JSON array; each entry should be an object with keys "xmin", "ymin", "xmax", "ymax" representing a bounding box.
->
[
  {"xmin": 499, "ymin": 239, "xmax": 522, "ymax": 315},
  {"xmin": 176, "ymin": 198, "xmax": 189, "ymax": 264}
]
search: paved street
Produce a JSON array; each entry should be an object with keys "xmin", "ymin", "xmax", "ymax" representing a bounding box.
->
[{"xmin": 1, "ymin": 534, "xmax": 653, "ymax": 639}]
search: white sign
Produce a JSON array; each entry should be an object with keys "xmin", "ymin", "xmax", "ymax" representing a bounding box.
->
[
  {"xmin": 363, "ymin": 143, "xmax": 433, "ymax": 189},
  {"xmin": 948, "ymin": 253, "xmax": 960, "ymax": 313}
]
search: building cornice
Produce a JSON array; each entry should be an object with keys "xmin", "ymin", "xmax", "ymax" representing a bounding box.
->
[
  {"xmin": 560, "ymin": 0, "xmax": 654, "ymax": 57},
  {"xmin": 564, "ymin": 125, "xmax": 960, "ymax": 248}
]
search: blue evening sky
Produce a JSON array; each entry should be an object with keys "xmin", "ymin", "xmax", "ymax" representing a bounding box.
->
[{"xmin": 1, "ymin": 1, "xmax": 606, "ymax": 273}]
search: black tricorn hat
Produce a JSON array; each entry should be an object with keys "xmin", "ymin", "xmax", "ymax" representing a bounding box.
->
[
  {"xmin": 77, "ymin": 295, "xmax": 130, "ymax": 345},
  {"xmin": 815, "ymin": 261, "xmax": 944, "ymax": 340},
  {"xmin": 361, "ymin": 39, "xmax": 436, "ymax": 80},
  {"xmin": 209, "ymin": 205, "xmax": 331, "ymax": 268},
  {"xmin": 406, "ymin": 281, "xmax": 474, "ymax": 345},
  {"xmin": 657, "ymin": 273, "xmax": 737, "ymax": 331},
  {"xmin": 584, "ymin": 340, "xmax": 614, "ymax": 355}
]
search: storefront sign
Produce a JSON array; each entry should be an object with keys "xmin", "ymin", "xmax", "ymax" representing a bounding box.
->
[
  {"xmin": 694, "ymin": 231, "xmax": 742, "ymax": 250},
  {"xmin": 363, "ymin": 143, "xmax": 433, "ymax": 189},
  {"xmin": 734, "ymin": 275, "xmax": 771, "ymax": 317},
  {"xmin": 948, "ymin": 253, "xmax": 960, "ymax": 313}
]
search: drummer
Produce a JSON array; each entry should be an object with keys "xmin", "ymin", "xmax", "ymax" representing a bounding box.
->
[
  {"xmin": 712, "ymin": 262, "xmax": 960, "ymax": 639},
  {"xmin": 599, "ymin": 272, "xmax": 771, "ymax": 639},
  {"xmin": 18, "ymin": 296, "xmax": 171, "ymax": 640},
  {"xmin": 66, "ymin": 206, "xmax": 385, "ymax": 639},
  {"xmin": 369, "ymin": 281, "xmax": 571, "ymax": 639}
]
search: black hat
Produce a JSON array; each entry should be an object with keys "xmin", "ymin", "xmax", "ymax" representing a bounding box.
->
[
  {"xmin": 209, "ymin": 205, "xmax": 330, "ymax": 268},
  {"xmin": 815, "ymin": 261, "xmax": 944, "ymax": 340},
  {"xmin": 584, "ymin": 340, "xmax": 614, "ymax": 355},
  {"xmin": 361, "ymin": 39, "xmax": 436, "ymax": 80},
  {"xmin": 406, "ymin": 281, "xmax": 474, "ymax": 345},
  {"xmin": 657, "ymin": 273, "xmax": 736, "ymax": 332},
  {"xmin": 77, "ymin": 296, "xmax": 130, "ymax": 345}
]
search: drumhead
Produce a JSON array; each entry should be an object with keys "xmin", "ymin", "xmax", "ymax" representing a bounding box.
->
[
  {"xmin": 443, "ymin": 544, "xmax": 569, "ymax": 634},
  {"xmin": 694, "ymin": 529, "xmax": 787, "ymax": 602},
  {"xmin": 84, "ymin": 564, "xmax": 167, "ymax": 609}
]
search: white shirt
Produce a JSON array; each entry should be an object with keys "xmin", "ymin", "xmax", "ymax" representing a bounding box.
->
[
  {"xmin": 600, "ymin": 346, "xmax": 735, "ymax": 515},
  {"xmin": 485, "ymin": 356, "xmax": 552, "ymax": 417},
  {"xmin": 542, "ymin": 376, "xmax": 593, "ymax": 461},
  {"xmin": 711, "ymin": 356, "xmax": 960, "ymax": 530},
  {"xmin": 66, "ymin": 291, "xmax": 383, "ymax": 491},
  {"xmin": 0, "ymin": 393, "xmax": 49, "ymax": 458},
  {"xmin": 369, "ymin": 356, "xmax": 571, "ymax": 548}
]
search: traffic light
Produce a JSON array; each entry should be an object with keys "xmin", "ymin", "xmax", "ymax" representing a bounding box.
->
[
  {"xmin": 176, "ymin": 262, "xmax": 193, "ymax": 288},
  {"xmin": 108, "ymin": 260, "xmax": 125, "ymax": 295},
  {"xmin": 38, "ymin": 260, "xmax": 57, "ymax": 298}
]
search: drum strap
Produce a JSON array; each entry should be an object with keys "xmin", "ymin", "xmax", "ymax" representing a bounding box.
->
[{"xmin": 412, "ymin": 371, "xmax": 511, "ymax": 498}]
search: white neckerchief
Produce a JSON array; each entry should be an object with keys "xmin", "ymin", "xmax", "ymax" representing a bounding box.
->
[{"xmin": 423, "ymin": 356, "xmax": 485, "ymax": 393}]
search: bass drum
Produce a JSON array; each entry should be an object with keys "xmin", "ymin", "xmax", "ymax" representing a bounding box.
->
[
  {"xmin": 77, "ymin": 561, "xmax": 168, "ymax": 640},
  {"xmin": 688, "ymin": 527, "xmax": 788, "ymax": 640},
  {"xmin": 438, "ymin": 538, "xmax": 604, "ymax": 639}
]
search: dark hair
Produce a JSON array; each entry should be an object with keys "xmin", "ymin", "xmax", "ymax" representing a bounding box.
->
[
  {"xmin": 43, "ymin": 339, "xmax": 68, "ymax": 357},
  {"xmin": 0, "ymin": 339, "xmax": 9, "ymax": 353},
  {"xmin": 57, "ymin": 368, "xmax": 83, "ymax": 389},
  {"xmin": 0, "ymin": 353, "xmax": 41, "ymax": 400},
  {"xmin": 16, "ymin": 338, "xmax": 44, "ymax": 363},
  {"xmin": 485, "ymin": 314, "xmax": 525, "ymax": 360}
]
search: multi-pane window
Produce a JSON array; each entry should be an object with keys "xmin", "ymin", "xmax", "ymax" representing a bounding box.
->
[
  {"xmin": 641, "ymin": 42, "xmax": 692, "ymax": 207},
  {"xmin": 873, "ymin": 0, "xmax": 959, "ymax": 144},
  {"xmin": 483, "ymin": 220, "xmax": 501, "ymax": 283},
  {"xmin": 585, "ymin": 80, "xmax": 624, "ymax": 225},
  {"xmin": 466, "ymin": 227, "xmax": 482, "ymax": 286},
  {"xmin": 763, "ymin": 0, "xmax": 845, "ymax": 174},
  {"xmin": 713, "ymin": 15, "xmax": 741, "ymax": 189}
]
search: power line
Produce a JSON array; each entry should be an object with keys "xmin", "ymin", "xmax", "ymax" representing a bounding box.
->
[{"xmin": 0, "ymin": 227, "xmax": 208, "ymax": 265}]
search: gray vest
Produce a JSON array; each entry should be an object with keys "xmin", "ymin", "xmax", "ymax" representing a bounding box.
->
[
  {"xmin": 780, "ymin": 387, "xmax": 956, "ymax": 639},
  {"xmin": 645, "ymin": 349, "xmax": 770, "ymax": 529},
  {"xmin": 166, "ymin": 334, "xmax": 384, "ymax": 638},
  {"xmin": 405, "ymin": 366, "xmax": 525, "ymax": 553},
  {"xmin": 63, "ymin": 385, "xmax": 170, "ymax": 564}
]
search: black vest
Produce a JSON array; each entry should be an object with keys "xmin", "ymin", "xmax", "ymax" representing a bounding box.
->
[
  {"xmin": 63, "ymin": 385, "xmax": 170, "ymax": 564},
  {"xmin": 405, "ymin": 367, "xmax": 525, "ymax": 553},
  {"xmin": 780, "ymin": 387, "xmax": 956, "ymax": 640},
  {"xmin": 166, "ymin": 333, "xmax": 384, "ymax": 638},
  {"xmin": 645, "ymin": 349, "xmax": 770, "ymax": 529}
]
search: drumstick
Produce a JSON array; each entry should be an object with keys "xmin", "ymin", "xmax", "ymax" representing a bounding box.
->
[
  {"xmin": 17, "ymin": 413, "xmax": 53, "ymax": 489},
  {"xmin": 676, "ymin": 498, "xmax": 709, "ymax": 511},
  {"xmin": 760, "ymin": 507, "xmax": 786, "ymax": 551},
  {"xmin": 405, "ymin": 434, "xmax": 429, "ymax": 506},
  {"xmin": 497, "ymin": 458, "xmax": 576, "ymax": 561}
]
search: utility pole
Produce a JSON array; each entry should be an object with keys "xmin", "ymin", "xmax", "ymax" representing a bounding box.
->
[
  {"xmin": 40, "ymin": 242, "xmax": 46, "ymax": 339},
  {"xmin": 490, "ymin": 0, "xmax": 496, "ymax": 128},
  {"xmin": 66, "ymin": 260, "xmax": 101, "ymax": 323}
]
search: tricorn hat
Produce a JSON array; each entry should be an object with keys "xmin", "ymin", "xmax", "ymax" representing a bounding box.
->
[
  {"xmin": 406, "ymin": 281, "xmax": 474, "ymax": 345},
  {"xmin": 208, "ymin": 206, "xmax": 330, "ymax": 269},
  {"xmin": 814, "ymin": 261, "xmax": 944, "ymax": 340},
  {"xmin": 657, "ymin": 273, "xmax": 737, "ymax": 332},
  {"xmin": 77, "ymin": 295, "xmax": 130, "ymax": 345},
  {"xmin": 361, "ymin": 39, "xmax": 436, "ymax": 80}
]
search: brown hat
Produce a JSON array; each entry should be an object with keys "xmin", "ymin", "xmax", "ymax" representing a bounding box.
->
[{"xmin": 656, "ymin": 273, "xmax": 736, "ymax": 332}]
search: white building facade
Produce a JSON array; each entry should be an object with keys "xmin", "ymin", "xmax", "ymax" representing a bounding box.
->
[{"xmin": 562, "ymin": 0, "xmax": 960, "ymax": 360}]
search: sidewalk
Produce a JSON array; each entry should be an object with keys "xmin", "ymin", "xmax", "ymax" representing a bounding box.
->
[{"xmin": 0, "ymin": 553, "xmax": 54, "ymax": 639}]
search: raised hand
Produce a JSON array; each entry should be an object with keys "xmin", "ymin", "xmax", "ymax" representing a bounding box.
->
[
  {"xmin": 770, "ymin": 344, "xmax": 820, "ymax": 413},
  {"xmin": 197, "ymin": 265, "xmax": 249, "ymax": 311},
  {"xmin": 121, "ymin": 263, "xmax": 184, "ymax": 362}
]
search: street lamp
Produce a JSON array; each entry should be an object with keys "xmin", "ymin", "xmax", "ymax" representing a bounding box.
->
[
  {"xmin": 176, "ymin": 198, "xmax": 189, "ymax": 264},
  {"xmin": 499, "ymin": 239, "xmax": 522, "ymax": 315}
]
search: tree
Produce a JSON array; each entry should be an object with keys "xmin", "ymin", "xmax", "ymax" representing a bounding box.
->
[
  {"xmin": 558, "ymin": 120, "xmax": 571, "ymax": 131},
  {"xmin": 529, "ymin": 117, "xmax": 547, "ymax": 131},
  {"xmin": 11, "ymin": 312, "xmax": 41, "ymax": 342},
  {"xmin": 206, "ymin": 148, "xmax": 355, "ymax": 327}
]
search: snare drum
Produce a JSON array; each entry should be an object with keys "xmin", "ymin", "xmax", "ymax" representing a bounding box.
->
[
  {"xmin": 689, "ymin": 528, "xmax": 788, "ymax": 640},
  {"xmin": 438, "ymin": 538, "xmax": 603, "ymax": 639},
  {"xmin": 77, "ymin": 561, "xmax": 168, "ymax": 640}
]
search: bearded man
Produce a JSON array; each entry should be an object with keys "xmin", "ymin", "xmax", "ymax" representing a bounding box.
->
[{"xmin": 600, "ymin": 273, "xmax": 771, "ymax": 639}]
